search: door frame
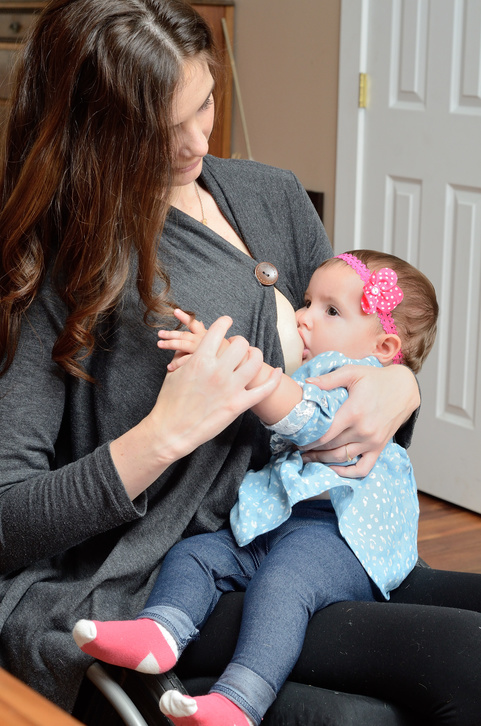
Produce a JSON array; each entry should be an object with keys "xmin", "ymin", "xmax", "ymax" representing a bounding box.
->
[{"xmin": 334, "ymin": 0, "xmax": 369, "ymax": 251}]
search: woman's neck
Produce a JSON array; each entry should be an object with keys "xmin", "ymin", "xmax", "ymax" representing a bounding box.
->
[{"xmin": 169, "ymin": 181, "xmax": 198, "ymax": 214}]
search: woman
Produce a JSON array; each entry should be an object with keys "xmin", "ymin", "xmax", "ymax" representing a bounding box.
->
[{"xmin": 0, "ymin": 1, "xmax": 479, "ymax": 724}]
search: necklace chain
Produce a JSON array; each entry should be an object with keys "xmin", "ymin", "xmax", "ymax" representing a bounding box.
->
[{"xmin": 194, "ymin": 181, "xmax": 208, "ymax": 225}]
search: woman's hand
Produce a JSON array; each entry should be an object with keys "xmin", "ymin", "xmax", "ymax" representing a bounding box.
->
[
  {"xmin": 153, "ymin": 315, "xmax": 282, "ymax": 460},
  {"xmin": 158, "ymin": 308, "xmax": 251, "ymax": 373},
  {"xmin": 300, "ymin": 364, "xmax": 420, "ymax": 478},
  {"xmin": 111, "ymin": 315, "xmax": 282, "ymax": 500}
]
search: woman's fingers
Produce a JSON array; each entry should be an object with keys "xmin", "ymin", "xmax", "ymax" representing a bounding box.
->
[
  {"xmin": 177, "ymin": 313, "xmax": 228, "ymax": 349},
  {"xmin": 328, "ymin": 450, "xmax": 381, "ymax": 479},
  {"xmin": 166, "ymin": 351, "xmax": 192, "ymax": 372},
  {"xmin": 236, "ymin": 357, "xmax": 283, "ymax": 409},
  {"xmin": 310, "ymin": 401, "xmax": 370, "ymax": 451},
  {"xmin": 301, "ymin": 442, "xmax": 357, "ymax": 464},
  {"xmin": 305, "ymin": 364, "xmax": 418, "ymax": 452},
  {"xmin": 302, "ymin": 446, "xmax": 381, "ymax": 479},
  {"xmin": 217, "ymin": 333, "xmax": 250, "ymax": 370},
  {"xmin": 150, "ymin": 316, "xmax": 281, "ymax": 464}
]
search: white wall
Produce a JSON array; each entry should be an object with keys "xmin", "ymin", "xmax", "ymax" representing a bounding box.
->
[{"xmin": 229, "ymin": 0, "xmax": 341, "ymax": 241}]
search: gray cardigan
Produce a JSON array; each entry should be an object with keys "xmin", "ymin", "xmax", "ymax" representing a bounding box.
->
[{"xmin": 0, "ymin": 157, "xmax": 332, "ymax": 710}]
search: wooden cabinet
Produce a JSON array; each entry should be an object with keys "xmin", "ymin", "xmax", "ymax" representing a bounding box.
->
[
  {"xmin": 0, "ymin": 2, "xmax": 43, "ymax": 122},
  {"xmin": 190, "ymin": 1, "xmax": 234, "ymax": 158},
  {"xmin": 0, "ymin": 1, "xmax": 234, "ymax": 157}
]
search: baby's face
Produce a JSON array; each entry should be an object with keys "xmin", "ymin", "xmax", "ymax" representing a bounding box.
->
[{"xmin": 296, "ymin": 262, "xmax": 383, "ymax": 362}]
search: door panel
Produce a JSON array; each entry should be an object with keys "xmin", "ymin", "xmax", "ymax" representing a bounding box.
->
[{"xmin": 335, "ymin": 0, "xmax": 481, "ymax": 511}]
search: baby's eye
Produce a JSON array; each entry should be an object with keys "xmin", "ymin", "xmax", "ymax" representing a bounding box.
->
[
  {"xmin": 304, "ymin": 300, "xmax": 311, "ymax": 309},
  {"xmin": 327, "ymin": 306, "xmax": 339, "ymax": 316}
]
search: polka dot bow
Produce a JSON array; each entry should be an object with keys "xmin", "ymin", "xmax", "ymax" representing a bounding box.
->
[
  {"xmin": 361, "ymin": 268, "xmax": 404, "ymax": 316},
  {"xmin": 335, "ymin": 253, "xmax": 405, "ymax": 364}
]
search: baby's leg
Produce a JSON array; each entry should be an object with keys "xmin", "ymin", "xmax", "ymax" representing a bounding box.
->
[
  {"xmin": 72, "ymin": 529, "xmax": 259, "ymax": 674},
  {"xmin": 168, "ymin": 513, "xmax": 376, "ymax": 725}
]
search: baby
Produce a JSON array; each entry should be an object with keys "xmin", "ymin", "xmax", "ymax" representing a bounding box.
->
[{"xmin": 74, "ymin": 250, "xmax": 438, "ymax": 726}]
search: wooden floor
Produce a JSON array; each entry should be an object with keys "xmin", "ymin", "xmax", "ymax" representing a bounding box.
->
[{"xmin": 418, "ymin": 491, "xmax": 481, "ymax": 573}]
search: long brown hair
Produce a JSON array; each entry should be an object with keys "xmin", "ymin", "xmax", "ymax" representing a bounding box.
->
[{"xmin": 0, "ymin": 0, "xmax": 218, "ymax": 380}]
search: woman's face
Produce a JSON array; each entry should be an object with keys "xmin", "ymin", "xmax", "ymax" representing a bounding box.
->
[{"xmin": 171, "ymin": 57, "xmax": 215, "ymax": 187}]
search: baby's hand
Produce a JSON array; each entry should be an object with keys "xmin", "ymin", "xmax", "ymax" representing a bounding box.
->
[{"xmin": 158, "ymin": 309, "xmax": 208, "ymax": 371}]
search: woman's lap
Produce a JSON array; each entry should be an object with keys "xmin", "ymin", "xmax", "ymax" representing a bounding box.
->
[
  {"xmin": 390, "ymin": 562, "xmax": 481, "ymax": 608},
  {"xmin": 177, "ymin": 565, "xmax": 481, "ymax": 724},
  {"xmin": 183, "ymin": 676, "xmax": 422, "ymax": 726}
]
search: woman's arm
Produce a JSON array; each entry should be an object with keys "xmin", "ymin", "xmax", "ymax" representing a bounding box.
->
[
  {"xmin": 0, "ymin": 309, "xmax": 280, "ymax": 574},
  {"xmin": 111, "ymin": 316, "xmax": 282, "ymax": 500}
]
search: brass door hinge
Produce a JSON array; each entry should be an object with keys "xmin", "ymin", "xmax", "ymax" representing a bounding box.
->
[{"xmin": 359, "ymin": 72, "xmax": 368, "ymax": 108}]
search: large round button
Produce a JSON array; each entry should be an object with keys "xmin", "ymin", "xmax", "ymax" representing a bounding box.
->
[{"xmin": 255, "ymin": 262, "xmax": 278, "ymax": 286}]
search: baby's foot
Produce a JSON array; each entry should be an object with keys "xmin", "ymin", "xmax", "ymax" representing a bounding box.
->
[
  {"xmin": 72, "ymin": 617, "xmax": 178, "ymax": 673},
  {"xmin": 159, "ymin": 690, "xmax": 254, "ymax": 726}
]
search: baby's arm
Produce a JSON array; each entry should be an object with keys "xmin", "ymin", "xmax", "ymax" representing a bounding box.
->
[{"xmin": 158, "ymin": 310, "xmax": 302, "ymax": 425}]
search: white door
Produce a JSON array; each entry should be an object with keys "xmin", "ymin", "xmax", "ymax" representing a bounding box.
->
[{"xmin": 335, "ymin": 0, "xmax": 481, "ymax": 512}]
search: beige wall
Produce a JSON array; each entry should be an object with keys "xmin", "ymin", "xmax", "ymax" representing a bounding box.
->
[{"xmin": 229, "ymin": 0, "xmax": 341, "ymax": 242}]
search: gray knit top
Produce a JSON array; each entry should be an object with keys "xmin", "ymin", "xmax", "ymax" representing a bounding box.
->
[{"xmin": 0, "ymin": 157, "xmax": 333, "ymax": 710}]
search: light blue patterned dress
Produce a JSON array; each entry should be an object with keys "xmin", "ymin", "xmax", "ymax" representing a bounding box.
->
[{"xmin": 230, "ymin": 351, "xmax": 419, "ymax": 599}]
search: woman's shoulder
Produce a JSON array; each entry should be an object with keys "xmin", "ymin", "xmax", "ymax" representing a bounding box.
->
[
  {"xmin": 202, "ymin": 155, "xmax": 315, "ymax": 230},
  {"xmin": 203, "ymin": 155, "xmax": 301, "ymax": 191},
  {"xmin": 2, "ymin": 273, "xmax": 68, "ymax": 377}
]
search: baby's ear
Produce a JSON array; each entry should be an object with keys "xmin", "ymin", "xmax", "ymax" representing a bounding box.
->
[{"xmin": 374, "ymin": 334, "xmax": 402, "ymax": 366}]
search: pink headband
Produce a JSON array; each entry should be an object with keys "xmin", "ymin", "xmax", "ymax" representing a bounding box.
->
[{"xmin": 336, "ymin": 253, "xmax": 404, "ymax": 364}]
